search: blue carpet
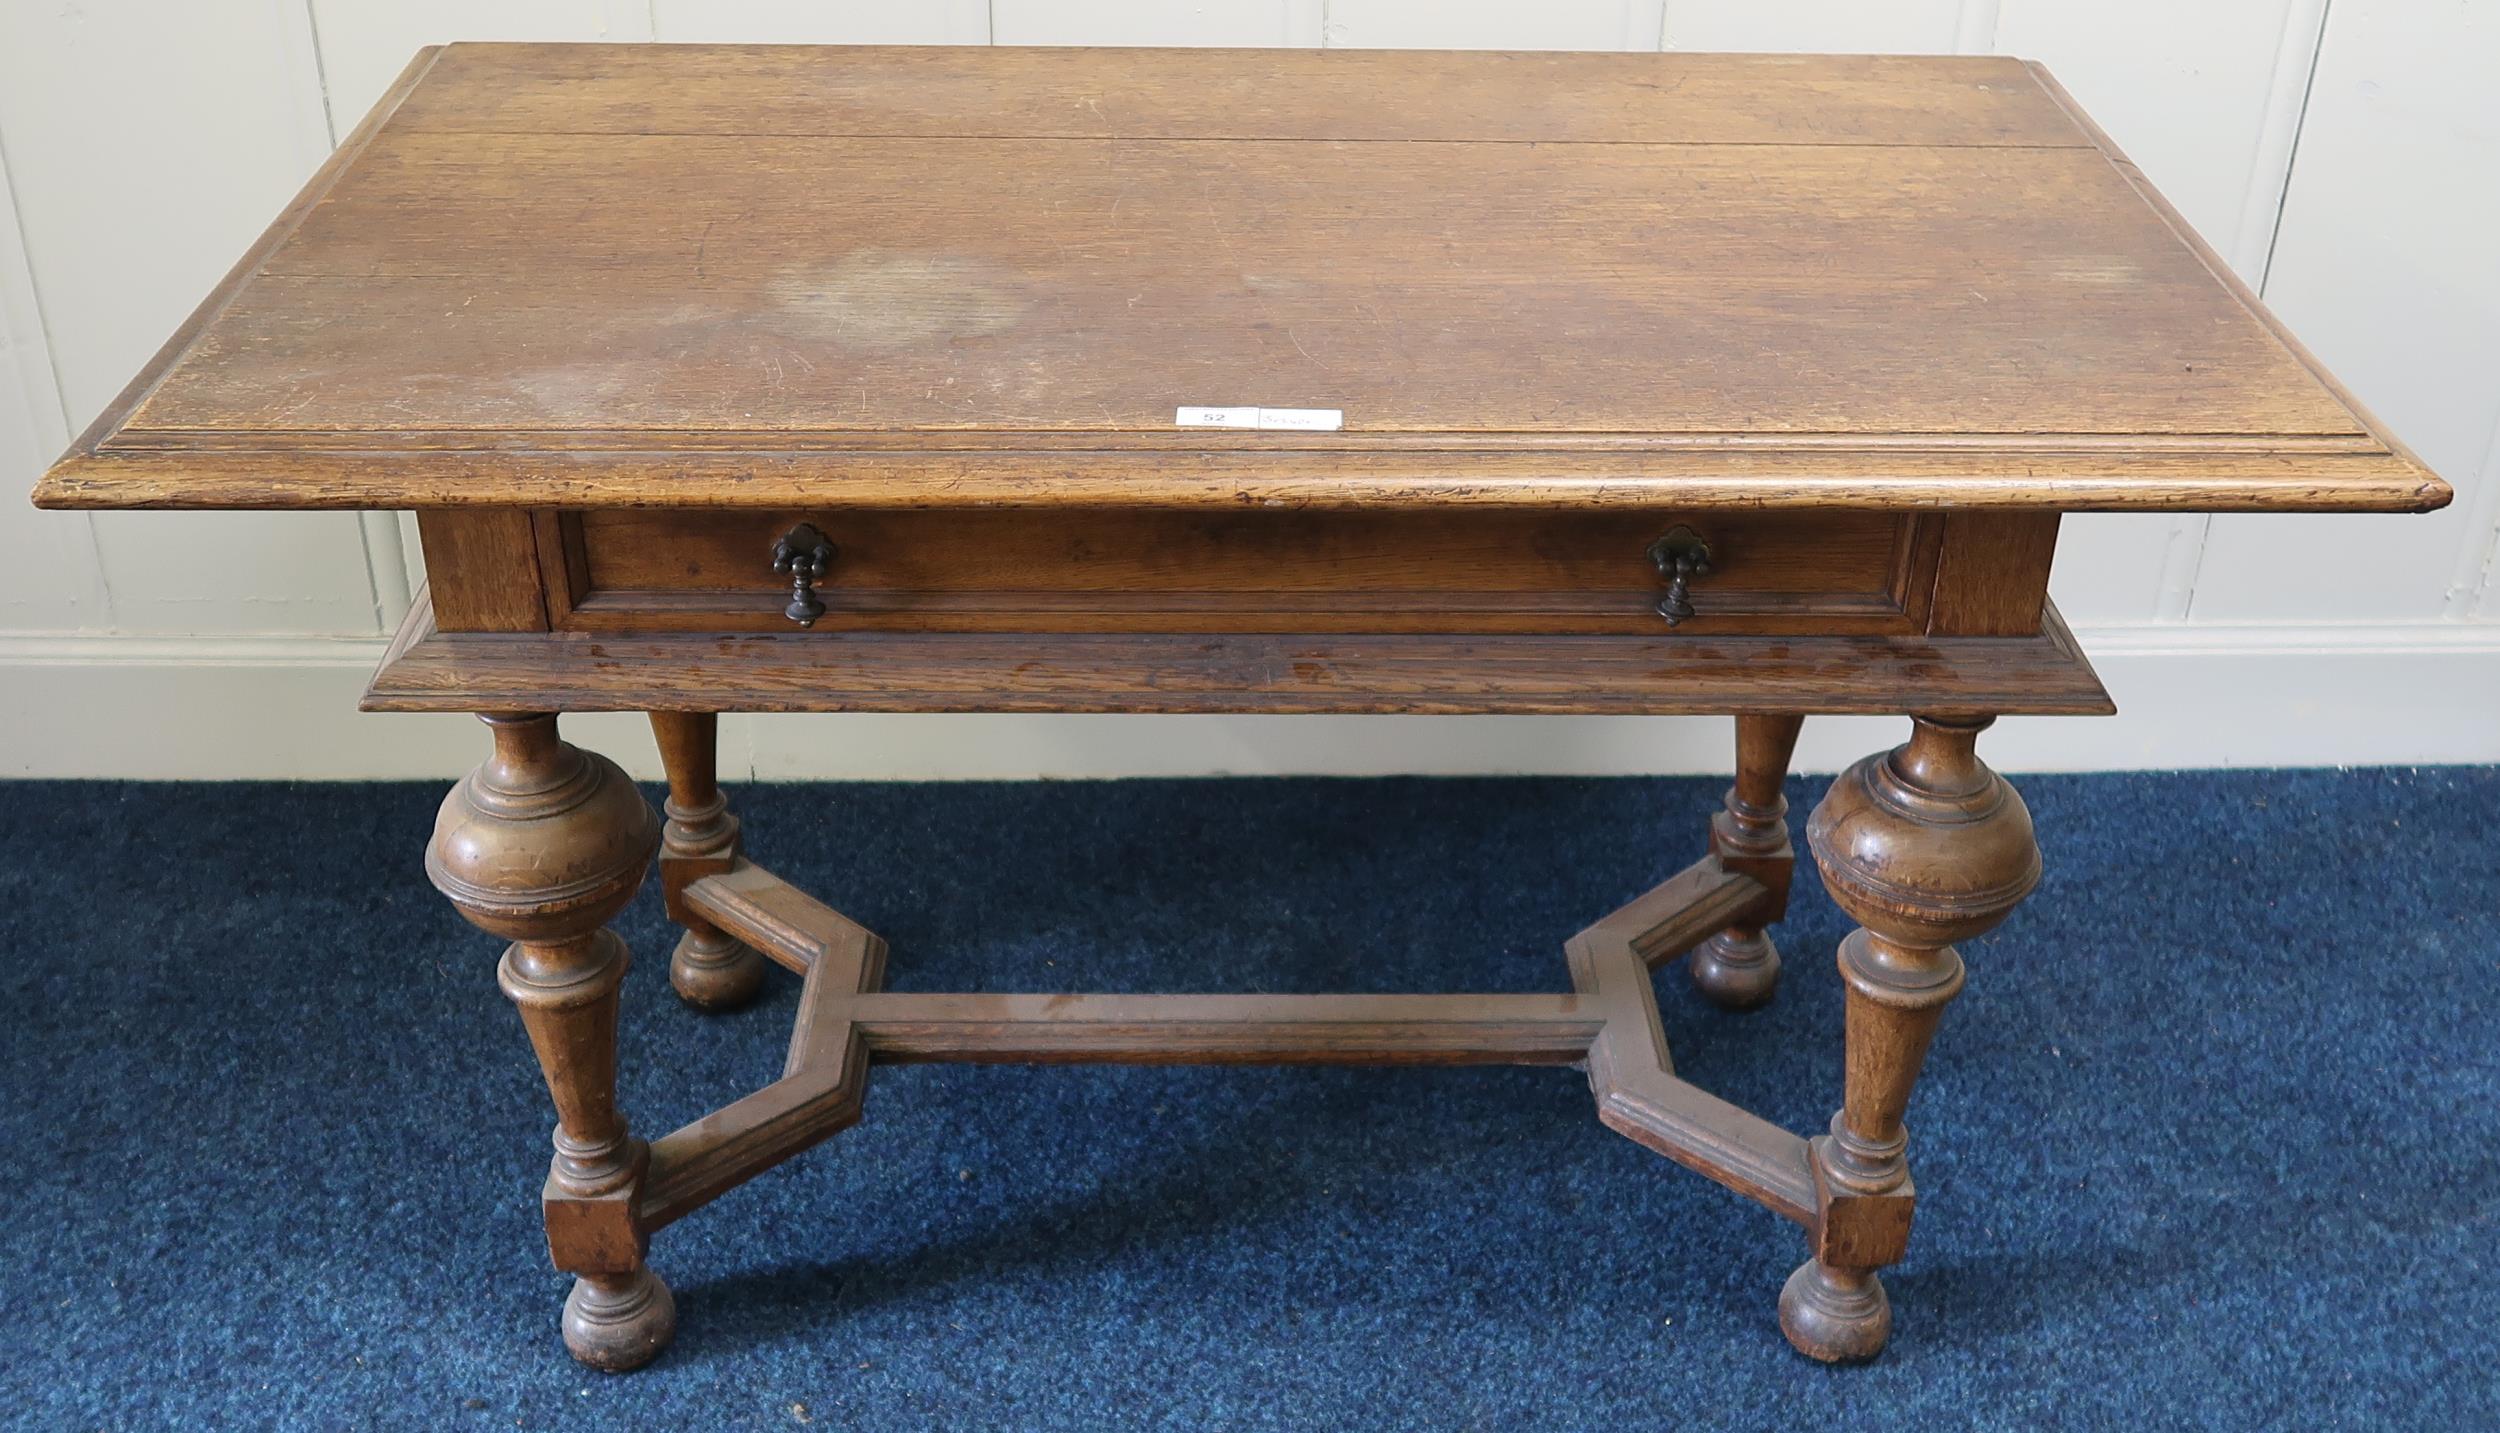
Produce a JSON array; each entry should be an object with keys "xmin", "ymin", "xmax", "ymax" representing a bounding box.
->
[{"xmin": 2, "ymin": 768, "xmax": 2495, "ymax": 1430}]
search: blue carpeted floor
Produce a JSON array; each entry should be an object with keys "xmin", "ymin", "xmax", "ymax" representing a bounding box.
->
[{"xmin": 3, "ymin": 768, "xmax": 2496, "ymax": 1430}]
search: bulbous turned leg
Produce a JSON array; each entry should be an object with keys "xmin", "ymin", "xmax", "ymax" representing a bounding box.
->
[
  {"xmin": 648, "ymin": 711, "xmax": 765, "ymax": 1011},
  {"xmin": 1781, "ymin": 715, "xmax": 2039, "ymax": 1362},
  {"xmin": 1691, "ymin": 713, "xmax": 1805, "ymax": 1011},
  {"xmin": 430, "ymin": 713, "xmax": 674, "ymax": 1372}
]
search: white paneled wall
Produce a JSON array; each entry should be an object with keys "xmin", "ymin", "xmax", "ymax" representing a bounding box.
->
[
  {"xmin": 1995, "ymin": 0, "xmax": 2333, "ymax": 626},
  {"xmin": 1326, "ymin": 2, "xmax": 1660, "ymax": 50},
  {"xmin": 995, "ymin": 1, "xmax": 1315, "ymax": 47},
  {"xmin": 651, "ymin": 2, "xmax": 991, "ymax": 45},
  {"xmin": 1664, "ymin": 1, "xmax": 1964, "ymax": 53},
  {"xmin": 2, "ymin": 0, "xmax": 2495, "ymax": 778},
  {"xmin": 310, "ymin": 2, "xmax": 655, "ymax": 124},
  {"xmin": 2191, "ymin": 0, "xmax": 2500, "ymax": 624},
  {"xmin": 0, "ymin": 136, "xmax": 99, "ymax": 633},
  {"xmin": 0, "ymin": 0, "xmax": 385, "ymax": 639}
]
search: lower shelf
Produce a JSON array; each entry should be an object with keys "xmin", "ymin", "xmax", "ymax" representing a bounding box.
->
[{"xmin": 364, "ymin": 592, "xmax": 2111, "ymax": 715}]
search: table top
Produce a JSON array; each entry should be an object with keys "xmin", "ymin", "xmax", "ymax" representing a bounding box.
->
[{"xmin": 32, "ymin": 44, "xmax": 2446, "ymax": 515}]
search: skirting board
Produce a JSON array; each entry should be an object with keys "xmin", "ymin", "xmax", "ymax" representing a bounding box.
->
[{"xmin": 2, "ymin": 623, "xmax": 2496, "ymax": 780}]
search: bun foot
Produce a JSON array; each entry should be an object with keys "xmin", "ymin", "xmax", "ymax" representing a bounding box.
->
[
  {"xmin": 1779, "ymin": 1260, "xmax": 1891, "ymax": 1363},
  {"xmin": 1689, "ymin": 928, "xmax": 1781, "ymax": 1010},
  {"xmin": 562, "ymin": 1268, "xmax": 677, "ymax": 1372},
  {"xmin": 670, "ymin": 928, "xmax": 766, "ymax": 1011}
]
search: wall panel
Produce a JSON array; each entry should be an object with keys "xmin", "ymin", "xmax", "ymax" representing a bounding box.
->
[
  {"xmin": 1997, "ymin": 0, "xmax": 2324, "ymax": 279},
  {"xmin": 1327, "ymin": 0, "xmax": 1661, "ymax": 50},
  {"xmin": 1663, "ymin": 1, "xmax": 1963, "ymax": 53},
  {"xmin": 1994, "ymin": 0, "xmax": 2331, "ymax": 624},
  {"xmin": 0, "ymin": 384, "xmax": 102, "ymax": 630},
  {"xmin": 994, "ymin": 1, "xmax": 1314, "ymax": 47},
  {"xmin": 0, "ymin": 0, "xmax": 378, "ymax": 635},
  {"xmin": 0, "ymin": 141, "xmax": 106, "ymax": 631},
  {"xmin": 650, "ymin": 1, "xmax": 990, "ymax": 44},
  {"xmin": 2190, "ymin": 0, "xmax": 2500, "ymax": 622},
  {"xmin": 0, "ymin": 3, "xmax": 2491, "ymax": 769},
  {"xmin": 0, "ymin": 2, "xmax": 328, "ymax": 424},
  {"xmin": 2044, "ymin": 516, "xmax": 2180, "ymax": 626},
  {"xmin": 310, "ymin": 0, "xmax": 654, "ymax": 129}
]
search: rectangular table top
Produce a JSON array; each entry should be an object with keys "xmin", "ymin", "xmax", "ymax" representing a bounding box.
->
[{"xmin": 33, "ymin": 44, "xmax": 2446, "ymax": 515}]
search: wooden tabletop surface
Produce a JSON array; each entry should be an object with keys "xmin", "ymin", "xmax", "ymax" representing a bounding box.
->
[{"xmin": 34, "ymin": 44, "xmax": 2446, "ymax": 514}]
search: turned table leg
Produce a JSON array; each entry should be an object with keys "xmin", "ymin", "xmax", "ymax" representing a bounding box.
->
[
  {"xmin": 428, "ymin": 713, "xmax": 675, "ymax": 1371},
  {"xmin": 648, "ymin": 711, "xmax": 766, "ymax": 1010},
  {"xmin": 1782, "ymin": 715, "xmax": 2040, "ymax": 1361},
  {"xmin": 1691, "ymin": 713, "xmax": 1805, "ymax": 1010}
]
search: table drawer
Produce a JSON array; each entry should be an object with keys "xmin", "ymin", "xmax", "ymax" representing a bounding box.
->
[{"xmin": 539, "ymin": 509, "xmax": 1940, "ymax": 636}]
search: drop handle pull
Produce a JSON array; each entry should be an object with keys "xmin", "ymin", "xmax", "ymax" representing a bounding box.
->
[
  {"xmin": 1647, "ymin": 526, "xmax": 1713, "ymax": 627},
  {"xmin": 770, "ymin": 523, "xmax": 836, "ymax": 627}
]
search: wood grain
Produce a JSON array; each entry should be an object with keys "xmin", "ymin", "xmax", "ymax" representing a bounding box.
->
[
  {"xmin": 385, "ymin": 44, "xmax": 2092, "ymax": 147},
  {"xmin": 29, "ymin": 44, "xmax": 2447, "ymax": 515},
  {"xmin": 1783, "ymin": 715, "xmax": 2041, "ymax": 1362},
  {"xmin": 46, "ymin": 45, "xmax": 443, "ymax": 478},
  {"xmin": 38, "ymin": 444, "xmax": 2449, "ymax": 513},
  {"xmin": 1567, "ymin": 862, "xmax": 1816, "ymax": 1220},
  {"xmin": 417, "ymin": 510, "xmax": 546, "ymax": 631},
  {"xmin": 1689, "ymin": 711, "xmax": 1807, "ymax": 1009},
  {"xmin": 424, "ymin": 713, "xmax": 674, "ymax": 1370},
  {"xmin": 360, "ymin": 594, "xmax": 2115, "ymax": 716},
  {"xmin": 851, "ymin": 992, "xmax": 1605, "ymax": 1066},
  {"xmin": 559, "ymin": 507, "xmax": 1930, "ymax": 636},
  {"xmin": 1926, "ymin": 512, "xmax": 2061, "ymax": 637},
  {"xmin": 644, "ymin": 854, "xmax": 1807, "ymax": 1219},
  {"xmin": 646, "ymin": 711, "xmax": 767, "ymax": 1011},
  {"xmin": 144, "ymin": 136, "xmax": 2344, "ymax": 440},
  {"xmin": 82, "ymin": 43, "xmax": 2453, "ymax": 1380},
  {"xmin": 2020, "ymin": 61, "xmax": 2445, "ymax": 488}
]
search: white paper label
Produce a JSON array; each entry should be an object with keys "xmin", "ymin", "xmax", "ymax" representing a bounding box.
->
[
  {"xmin": 1174, "ymin": 406, "xmax": 1261, "ymax": 428},
  {"xmin": 1253, "ymin": 407, "xmax": 1344, "ymax": 430},
  {"xmin": 1175, "ymin": 406, "xmax": 1344, "ymax": 431}
]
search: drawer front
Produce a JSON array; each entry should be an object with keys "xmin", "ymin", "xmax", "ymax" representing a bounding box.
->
[{"xmin": 544, "ymin": 509, "xmax": 1940, "ymax": 636}]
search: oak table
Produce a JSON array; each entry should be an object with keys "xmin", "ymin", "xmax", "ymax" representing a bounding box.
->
[{"xmin": 34, "ymin": 44, "xmax": 2448, "ymax": 1372}]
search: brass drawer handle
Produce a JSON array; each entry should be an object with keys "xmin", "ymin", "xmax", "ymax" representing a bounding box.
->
[
  {"xmin": 771, "ymin": 523, "xmax": 836, "ymax": 627},
  {"xmin": 1647, "ymin": 525, "xmax": 1712, "ymax": 627}
]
